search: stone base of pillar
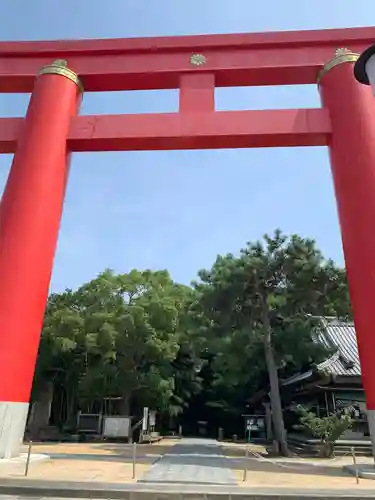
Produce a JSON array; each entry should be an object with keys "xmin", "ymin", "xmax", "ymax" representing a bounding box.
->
[{"xmin": 0, "ymin": 401, "xmax": 29, "ymax": 458}]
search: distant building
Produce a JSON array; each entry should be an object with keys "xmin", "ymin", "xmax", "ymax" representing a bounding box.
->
[{"xmin": 281, "ymin": 318, "xmax": 370, "ymax": 451}]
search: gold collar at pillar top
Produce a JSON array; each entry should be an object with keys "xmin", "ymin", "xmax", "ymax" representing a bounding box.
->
[
  {"xmin": 38, "ymin": 60, "xmax": 84, "ymax": 93},
  {"xmin": 317, "ymin": 48, "xmax": 359, "ymax": 84}
]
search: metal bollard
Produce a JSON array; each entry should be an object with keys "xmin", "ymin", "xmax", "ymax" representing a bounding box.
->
[
  {"xmin": 242, "ymin": 447, "xmax": 249, "ymax": 482},
  {"xmin": 132, "ymin": 442, "xmax": 136, "ymax": 479},
  {"xmin": 25, "ymin": 441, "xmax": 32, "ymax": 477},
  {"xmin": 351, "ymin": 446, "xmax": 359, "ymax": 484}
]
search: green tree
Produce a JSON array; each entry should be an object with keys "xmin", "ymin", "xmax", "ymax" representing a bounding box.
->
[
  {"xmin": 296, "ymin": 406, "xmax": 353, "ymax": 457},
  {"xmin": 194, "ymin": 230, "xmax": 351, "ymax": 455},
  {"xmin": 169, "ymin": 345, "xmax": 202, "ymax": 416},
  {"xmin": 31, "ymin": 290, "xmax": 86, "ymax": 432},
  {"xmin": 34, "ymin": 268, "xmax": 201, "ymax": 426},
  {"xmin": 75, "ymin": 269, "xmax": 191, "ymax": 414}
]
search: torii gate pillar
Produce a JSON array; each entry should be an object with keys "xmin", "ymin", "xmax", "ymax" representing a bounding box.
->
[
  {"xmin": 0, "ymin": 60, "xmax": 82, "ymax": 458},
  {"xmin": 319, "ymin": 49, "xmax": 375, "ymax": 458}
]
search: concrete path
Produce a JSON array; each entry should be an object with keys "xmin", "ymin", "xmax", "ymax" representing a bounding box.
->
[{"xmin": 139, "ymin": 438, "xmax": 237, "ymax": 485}]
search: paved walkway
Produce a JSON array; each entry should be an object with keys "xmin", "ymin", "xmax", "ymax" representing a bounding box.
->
[{"xmin": 139, "ymin": 438, "xmax": 237, "ymax": 485}]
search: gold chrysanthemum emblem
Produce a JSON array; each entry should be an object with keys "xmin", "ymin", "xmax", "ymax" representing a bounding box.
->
[{"xmin": 190, "ymin": 54, "xmax": 207, "ymax": 66}]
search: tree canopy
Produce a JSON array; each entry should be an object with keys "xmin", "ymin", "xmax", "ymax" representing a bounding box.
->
[
  {"xmin": 191, "ymin": 230, "xmax": 351, "ymax": 454},
  {"xmin": 32, "ymin": 230, "xmax": 352, "ymax": 453}
]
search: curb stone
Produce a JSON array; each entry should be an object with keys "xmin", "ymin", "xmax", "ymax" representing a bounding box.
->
[{"xmin": 0, "ymin": 480, "xmax": 375, "ymax": 499}]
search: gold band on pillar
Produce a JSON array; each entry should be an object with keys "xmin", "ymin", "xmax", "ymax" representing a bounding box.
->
[
  {"xmin": 317, "ymin": 48, "xmax": 359, "ymax": 85},
  {"xmin": 38, "ymin": 60, "xmax": 84, "ymax": 93}
]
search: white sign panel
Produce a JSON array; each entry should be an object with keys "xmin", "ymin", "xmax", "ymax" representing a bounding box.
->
[
  {"xmin": 149, "ymin": 410, "xmax": 156, "ymax": 427},
  {"xmin": 142, "ymin": 407, "xmax": 149, "ymax": 432},
  {"xmin": 103, "ymin": 416, "xmax": 130, "ymax": 438}
]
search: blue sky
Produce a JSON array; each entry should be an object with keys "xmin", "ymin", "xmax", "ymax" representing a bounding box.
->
[{"xmin": 0, "ymin": 0, "xmax": 373, "ymax": 292}]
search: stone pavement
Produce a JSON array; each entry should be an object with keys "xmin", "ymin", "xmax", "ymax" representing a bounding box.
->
[
  {"xmin": 1, "ymin": 440, "xmax": 375, "ymax": 496},
  {"xmin": 140, "ymin": 438, "xmax": 237, "ymax": 485}
]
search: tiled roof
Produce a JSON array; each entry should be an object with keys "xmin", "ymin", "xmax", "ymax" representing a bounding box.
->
[
  {"xmin": 282, "ymin": 317, "xmax": 360, "ymax": 386},
  {"xmin": 316, "ymin": 318, "xmax": 361, "ymax": 376}
]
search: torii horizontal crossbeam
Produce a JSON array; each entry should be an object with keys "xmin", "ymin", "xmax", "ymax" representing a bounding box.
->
[
  {"xmin": 0, "ymin": 26, "xmax": 375, "ymax": 92},
  {"xmin": 0, "ymin": 108, "xmax": 330, "ymax": 153}
]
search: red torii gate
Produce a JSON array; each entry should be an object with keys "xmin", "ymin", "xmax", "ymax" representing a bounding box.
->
[{"xmin": 0, "ymin": 26, "xmax": 375, "ymax": 458}]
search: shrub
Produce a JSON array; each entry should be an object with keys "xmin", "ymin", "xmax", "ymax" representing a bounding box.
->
[{"xmin": 296, "ymin": 405, "xmax": 352, "ymax": 457}]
